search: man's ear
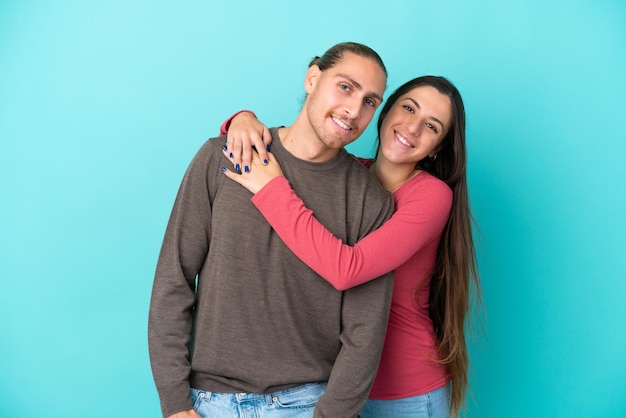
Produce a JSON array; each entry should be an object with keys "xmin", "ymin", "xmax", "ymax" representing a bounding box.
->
[{"xmin": 304, "ymin": 65, "xmax": 321, "ymax": 94}]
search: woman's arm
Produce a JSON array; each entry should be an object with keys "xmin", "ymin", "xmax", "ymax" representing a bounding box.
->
[
  {"xmin": 222, "ymin": 152, "xmax": 452, "ymax": 290},
  {"xmin": 248, "ymin": 175, "xmax": 452, "ymax": 290}
]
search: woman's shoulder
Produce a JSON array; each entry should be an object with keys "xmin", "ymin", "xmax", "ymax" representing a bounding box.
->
[
  {"xmin": 397, "ymin": 171, "xmax": 452, "ymax": 204},
  {"xmin": 411, "ymin": 171, "xmax": 450, "ymax": 190}
]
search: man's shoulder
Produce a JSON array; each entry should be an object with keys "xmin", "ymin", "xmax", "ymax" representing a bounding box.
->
[
  {"xmin": 188, "ymin": 135, "xmax": 227, "ymax": 161},
  {"xmin": 340, "ymin": 151, "xmax": 371, "ymax": 172},
  {"xmin": 342, "ymin": 153, "xmax": 389, "ymax": 196},
  {"xmin": 203, "ymin": 135, "xmax": 227, "ymax": 150},
  {"xmin": 351, "ymin": 155, "xmax": 374, "ymax": 169}
]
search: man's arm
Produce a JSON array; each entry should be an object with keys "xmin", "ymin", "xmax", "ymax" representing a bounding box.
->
[
  {"xmin": 148, "ymin": 140, "xmax": 214, "ymax": 417},
  {"xmin": 314, "ymin": 271, "xmax": 394, "ymax": 417},
  {"xmin": 313, "ymin": 191, "xmax": 396, "ymax": 417}
]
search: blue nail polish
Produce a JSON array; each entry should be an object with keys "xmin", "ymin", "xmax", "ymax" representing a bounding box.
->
[
  {"xmin": 266, "ymin": 144, "xmax": 271, "ymax": 151},
  {"xmin": 244, "ymin": 166, "xmax": 249, "ymax": 173},
  {"xmin": 229, "ymin": 152, "xmax": 233, "ymax": 158},
  {"xmin": 221, "ymin": 167, "xmax": 227, "ymax": 172},
  {"xmin": 222, "ymin": 145, "xmax": 227, "ymax": 151},
  {"xmin": 235, "ymin": 164, "xmax": 240, "ymax": 171},
  {"xmin": 263, "ymin": 159, "xmax": 268, "ymax": 164}
]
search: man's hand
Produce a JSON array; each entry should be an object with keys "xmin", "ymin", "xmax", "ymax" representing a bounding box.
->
[{"xmin": 167, "ymin": 409, "xmax": 201, "ymax": 418}]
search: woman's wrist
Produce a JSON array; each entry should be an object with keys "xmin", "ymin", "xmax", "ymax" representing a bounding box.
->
[{"xmin": 220, "ymin": 110, "xmax": 257, "ymax": 135}]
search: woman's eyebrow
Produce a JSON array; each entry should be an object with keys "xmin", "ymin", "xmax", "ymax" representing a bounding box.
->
[{"xmin": 406, "ymin": 97, "xmax": 445, "ymax": 130}]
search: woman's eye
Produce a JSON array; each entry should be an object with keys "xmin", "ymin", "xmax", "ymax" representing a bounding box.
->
[
  {"xmin": 403, "ymin": 105, "xmax": 414, "ymax": 114},
  {"xmin": 426, "ymin": 123, "xmax": 438, "ymax": 133}
]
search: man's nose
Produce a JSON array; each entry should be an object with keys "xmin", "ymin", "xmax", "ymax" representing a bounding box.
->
[{"xmin": 343, "ymin": 97, "xmax": 361, "ymax": 119}]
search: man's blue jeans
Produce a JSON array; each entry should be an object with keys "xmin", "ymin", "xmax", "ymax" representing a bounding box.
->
[{"xmin": 190, "ymin": 382, "xmax": 327, "ymax": 417}]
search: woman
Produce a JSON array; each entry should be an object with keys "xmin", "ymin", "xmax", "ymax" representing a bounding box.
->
[{"xmin": 220, "ymin": 76, "xmax": 481, "ymax": 418}]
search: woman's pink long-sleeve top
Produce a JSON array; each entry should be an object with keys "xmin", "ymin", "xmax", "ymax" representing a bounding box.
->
[{"xmin": 250, "ymin": 158, "xmax": 453, "ymax": 399}]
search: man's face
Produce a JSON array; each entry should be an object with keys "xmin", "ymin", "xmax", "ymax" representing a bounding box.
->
[{"xmin": 304, "ymin": 52, "xmax": 386, "ymax": 151}]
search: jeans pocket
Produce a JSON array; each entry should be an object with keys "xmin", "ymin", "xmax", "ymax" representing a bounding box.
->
[
  {"xmin": 272, "ymin": 382, "xmax": 326, "ymax": 409},
  {"xmin": 190, "ymin": 388, "xmax": 212, "ymax": 410}
]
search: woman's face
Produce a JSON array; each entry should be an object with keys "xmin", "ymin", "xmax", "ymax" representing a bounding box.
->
[{"xmin": 378, "ymin": 85, "xmax": 452, "ymax": 167}]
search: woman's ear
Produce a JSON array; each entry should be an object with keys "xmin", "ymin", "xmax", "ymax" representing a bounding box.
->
[{"xmin": 428, "ymin": 145, "xmax": 442, "ymax": 160}]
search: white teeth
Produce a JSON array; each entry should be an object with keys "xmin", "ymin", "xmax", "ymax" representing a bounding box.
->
[
  {"xmin": 332, "ymin": 116, "xmax": 352, "ymax": 130},
  {"xmin": 395, "ymin": 132, "xmax": 412, "ymax": 147}
]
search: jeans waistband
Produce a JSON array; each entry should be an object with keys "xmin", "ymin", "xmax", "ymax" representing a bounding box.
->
[{"xmin": 193, "ymin": 381, "xmax": 327, "ymax": 404}]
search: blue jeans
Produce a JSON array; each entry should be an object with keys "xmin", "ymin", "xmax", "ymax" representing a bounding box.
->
[
  {"xmin": 190, "ymin": 382, "xmax": 326, "ymax": 417},
  {"xmin": 358, "ymin": 385, "xmax": 450, "ymax": 418}
]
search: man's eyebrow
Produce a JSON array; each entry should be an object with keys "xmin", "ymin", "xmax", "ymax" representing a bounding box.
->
[
  {"xmin": 337, "ymin": 73, "xmax": 384, "ymax": 103},
  {"xmin": 407, "ymin": 97, "xmax": 445, "ymax": 130}
]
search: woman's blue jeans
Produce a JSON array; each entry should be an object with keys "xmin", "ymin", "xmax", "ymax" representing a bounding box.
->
[{"xmin": 358, "ymin": 384, "xmax": 450, "ymax": 418}]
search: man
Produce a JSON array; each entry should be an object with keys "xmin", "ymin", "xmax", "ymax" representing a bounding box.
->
[{"xmin": 148, "ymin": 42, "xmax": 395, "ymax": 418}]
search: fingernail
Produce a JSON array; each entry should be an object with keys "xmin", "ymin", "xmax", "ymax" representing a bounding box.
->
[
  {"xmin": 235, "ymin": 164, "xmax": 240, "ymax": 171},
  {"xmin": 263, "ymin": 159, "xmax": 268, "ymax": 164},
  {"xmin": 221, "ymin": 167, "xmax": 227, "ymax": 173},
  {"xmin": 244, "ymin": 165, "xmax": 249, "ymax": 173},
  {"xmin": 229, "ymin": 152, "xmax": 233, "ymax": 158},
  {"xmin": 266, "ymin": 144, "xmax": 271, "ymax": 151},
  {"xmin": 222, "ymin": 145, "xmax": 227, "ymax": 151}
]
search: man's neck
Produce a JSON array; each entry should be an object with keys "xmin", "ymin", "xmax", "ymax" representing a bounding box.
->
[{"xmin": 278, "ymin": 119, "xmax": 340, "ymax": 163}]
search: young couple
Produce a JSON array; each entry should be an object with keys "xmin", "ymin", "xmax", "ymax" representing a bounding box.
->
[{"xmin": 149, "ymin": 41, "xmax": 480, "ymax": 418}]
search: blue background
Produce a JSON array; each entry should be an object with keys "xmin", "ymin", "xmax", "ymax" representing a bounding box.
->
[{"xmin": 1, "ymin": 1, "xmax": 625, "ymax": 417}]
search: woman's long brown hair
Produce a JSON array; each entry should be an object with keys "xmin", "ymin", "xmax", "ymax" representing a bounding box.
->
[{"xmin": 376, "ymin": 76, "xmax": 483, "ymax": 417}]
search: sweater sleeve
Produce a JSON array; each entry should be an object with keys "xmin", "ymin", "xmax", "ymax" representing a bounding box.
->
[
  {"xmin": 148, "ymin": 142, "xmax": 214, "ymax": 417},
  {"xmin": 251, "ymin": 174, "xmax": 452, "ymax": 290}
]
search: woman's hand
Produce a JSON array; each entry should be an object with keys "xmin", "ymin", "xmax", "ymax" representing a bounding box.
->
[
  {"xmin": 221, "ymin": 147, "xmax": 283, "ymax": 195},
  {"xmin": 224, "ymin": 111, "xmax": 272, "ymax": 174}
]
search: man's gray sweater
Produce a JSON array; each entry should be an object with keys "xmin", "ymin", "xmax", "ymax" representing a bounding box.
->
[{"xmin": 149, "ymin": 129, "xmax": 395, "ymax": 417}]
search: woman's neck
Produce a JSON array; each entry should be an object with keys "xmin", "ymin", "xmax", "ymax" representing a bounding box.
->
[{"xmin": 370, "ymin": 158, "xmax": 421, "ymax": 193}]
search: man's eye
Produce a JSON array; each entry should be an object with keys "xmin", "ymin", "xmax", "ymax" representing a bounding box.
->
[
  {"xmin": 364, "ymin": 98, "xmax": 375, "ymax": 107},
  {"xmin": 340, "ymin": 84, "xmax": 350, "ymax": 91}
]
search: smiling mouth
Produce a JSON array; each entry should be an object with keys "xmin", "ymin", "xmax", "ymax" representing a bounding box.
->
[
  {"xmin": 332, "ymin": 116, "xmax": 353, "ymax": 131},
  {"xmin": 395, "ymin": 131, "xmax": 413, "ymax": 147}
]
